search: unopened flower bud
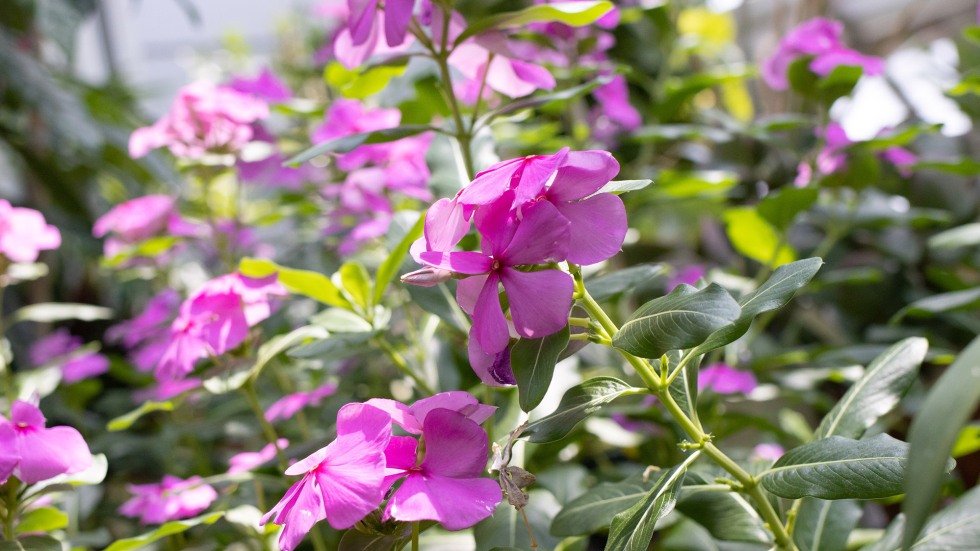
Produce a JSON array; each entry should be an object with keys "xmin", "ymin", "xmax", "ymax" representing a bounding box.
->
[{"xmin": 401, "ymin": 267, "xmax": 453, "ymax": 287}]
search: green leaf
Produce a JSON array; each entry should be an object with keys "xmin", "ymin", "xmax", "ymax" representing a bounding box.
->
[
  {"xmin": 676, "ymin": 475, "xmax": 771, "ymax": 544},
  {"xmin": 793, "ymin": 499, "xmax": 862, "ymax": 551},
  {"xmin": 951, "ymin": 423, "xmax": 980, "ymax": 458},
  {"xmin": 103, "ymin": 512, "xmax": 225, "ymax": 551},
  {"xmin": 685, "ymin": 258, "xmax": 822, "ymax": 357},
  {"xmin": 374, "ymin": 211, "xmax": 425, "ymax": 305},
  {"xmin": 585, "ymin": 263, "xmax": 667, "ymax": 302},
  {"xmin": 0, "ymin": 536, "xmax": 62, "ymax": 551},
  {"xmin": 760, "ymin": 434, "xmax": 912, "ymax": 500},
  {"xmin": 9, "ymin": 303, "xmax": 112, "ymax": 324},
  {"xmin": 108, "ymin": 401, "xmax": 174, "ymax": 431},
  {"xmin": 911, "ymin": 158, "xmax": 980, "ymax": 176},
  {"xmin": 903, "ymin": 335, "xmax": 980, "ymax": 548},
  {"xmin": 285, "ymin": 125, "xmax": 432, "ymax": 165},
  {"xmin": 338, "ymin": 261, "xmax": 373, "ymax": 311},
  {"xmin": 456, "ymin": 1, "xmax": 613, "ymax": 44},
  {"xmin": 903, "ymin": 485, "xmax": 980, "ymax": 550},
  {"xmin": 595, "ymin": 179, "xmax": 654, "ymax": 195},
  {"xmin": 513, "ymin": 326, "xmax": 570, "ymax": 412},
  {"xmin": 551, "ymin": 472, "xmax": 655, "ymax": 537},
  {"xmin": 311, "ymin": 308, "xmax": 373, "ymax": 333},
  {"xmin": 524, "ymin": 377, "xmax": 638, "ymax": 443},
  {"xmin": 759, "ymin": 187, "xmax": 819, "ymax": 231},
  {"xmin": 287, "ymin": 330, "xmax": 377, "ymax": 360},
  {"xmin": 928, "ymin": 223, "xmax": 980, "ymax": 251},
  {"xmin": 324, "ymin": 61, "xmax": 407, "ymax": 98},
  {"xmin": 15, "ymin": 507, "xmax": 68, "ymax": 534},
  {"xmin": 474, "ymin": 490, "xmax": 562, "ymax": 551},
  {"xmin": 239, "ymin": 257, "xmax": 351, "ymax": 309},
  {"xmin": 242, "ymin": 325, "xmax": 329, "ymax": 384},
  {"xmin": 605, "ymin": 459, "xmax": 690, "ymax": 551},
  {"xmin": 889, "ymin": 287, "xmax": 980, "ymax": 324},
  {"xmin": 477, "ymin": 77, "xmax": 609, "ymax": 127},
  {"xmin": 814, "ymin": 337, "xmax": 928, "ymax": 440},
  {"xmin": 612, "ymin": 284, "xmax": 741, "ymax": 358},
  {"xmin": 723, "ymin": 207, "xmax": 795, "ymax": 268}
]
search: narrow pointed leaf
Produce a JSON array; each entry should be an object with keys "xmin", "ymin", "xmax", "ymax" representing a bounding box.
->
[
  {"xmin": 676, "ymin": 474, "xmax": 770, "ymax": 544},
  {"xmin": 524, "ymin": 377, "xmax": 638, "ymax": 443},
  {"xmin": 513, "ymin": 326, "xmax": 570, "ymax": 412},
  {"xmin": 456, "ymin": 1, "xmax": 613, "ymax": 45},
  {"xmin": 605, "ymin": 460, "xmax": 690, "ymax": 551},
  {"xmin": 585, "ymin": 263, "xmax": 667, "ymax": 301},
  {"xmin": 903, "ymin": 335, "xmax": 980, "ymax": 548},
  {"xmin": 814, "ymin": 337, "xmax": 927, "ymax": 439},
  {"xmin": 904, "ymin": 486, "xmax": 980, "ymax": 550},
  {"xmin": 595, "ymin": 179, "xmax": 654, "ymax": 196},
  {"xmin": 10, "ymin": 303, "xmax": 112, "ymax": 324},
  {"xmin": 793, "ymin": 499, "xmax": 862, "ymax": 551},
  {"xmin": 285, "ymin": 124, "xmax": 433, "ymax": 165},
  {"xmin": 239, "ymin": 257, "xmax": 351, "ymax": 309},
  {"xmin": 613, "ymin": 283, "xmax": 741, "ymax": 358},
  {"xmin": 108, "ymin": 401, "xmax": 174, "ymax": 431},
  {"xmin": 338, "ymin": 261, "xmax": 373, "ymax": 311},
  {"xmin": 249, "ymin": 325, "xmax": 329, "ymax": 380},
  {"xmin": 889, "ymin": 287, "xmax": 980, "ymax": 324},
  {"xmin": 551, "ymin": 472, "xmax": 656, "ymax": 537},
  {"xmin": 104, "ymin": 512, "xmax": 225, "ymax": 551},
  {"xmin": 477, "ymin": 77, "xmax": 610, "ymax": 127},
  {"xmin": 760, "ymin": 434, "xmax": 912, "ymax": 500}
]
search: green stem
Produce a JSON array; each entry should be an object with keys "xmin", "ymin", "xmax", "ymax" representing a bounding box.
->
[
  {"xmin": 376, "ymin": 336, "xmax": 436, "ymax": 396},
  {"xmin": 431, "ymin": 5, "xmax": 475, "ymax": 181},
  {"xmin": 0, "ymin": 284, "xmax": 14, "ymax": 405},
  {"xmin": 309, "ymin": 524, "xmax": 329, "ymax": 551},
  {"xmin": 241, "ymin": 382, "xmax": 288, "ymax": 471},
  {"xmin": 412, "ymin": 521, "xmax": 420, "ymax": 551},
  {"xmin": 2, "ymin": 479, "xmax": 19, "ymax": 541}
]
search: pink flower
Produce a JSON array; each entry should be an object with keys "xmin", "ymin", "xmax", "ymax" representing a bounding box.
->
[
  {"xmin": 228, "ymin": 67, "xmax": 292, "ymax": 103},
  {"xmin": 333, "ymin": 9, "xmax": 413, "ymax": 69},
  {"xmin": 762, "ymin": 18, "xmax": 883, "ymax": 91},
  {"xmin": 265, "ymin": 383, "xmax": 338, "ymax": 423},
  {"xmin": 0, "ymin": 425, "xmax": 19, "ymax": 485},
  {"xmin": 228, "ymin": 439, "xmax": 289, "ymax": 474},
  {"xmin": 348, "ymin": 0, "xmax": 415, "ymax": 48},
  {"xmin": 312, "ymin": 99, "xmax": 401, "ymax": 170},
  {"xmin": 382, "ymin": 408, "xmax": 501, "ymax": 529},
  {"xmin": 751, "ymin": 443, "xmax": 785, "ymax": 462},
  {"xmin": 93, "ymin": 195, "xmax": 175, "ymax": 243},
  {"xmin": 119, "ymin": 475, "xmax": 219, "ymax": 525},
  {"xmin": 133, "ymin": 378, "xmax": 202, "ymax": 403},
  {"xmin": 0, "ymin": 200, "xmax": 61, "ymax": 263},
  {"xmin": 591, "ymin": 75, "xmax": 641, "ymax": 137},
  {"xmin": 698, "ymin": 363, "xmax": 757, "ymax": 395},
  {"xmin": 667, "ymin": 265, "xmax": 705, "ymax": 291},
  {"xmin": 261, "ymin": 403, "xmax": 392, "ymax": 551},
  {"xmin": 29, "ymin": 330, "xmax": 110, "ymax": 383},
  {"xmin": 0, "ymin": 400, "xmax": 93, "ymax": 484},
  {"xmin": 129, "ymin": 81, "xmax": 269, "ymax": 159},
  {"xmin": 364, "ymin": 391, "xmax": 497, "ymax": 435},
  {"xmin": 107, "ymin": 289, "xmax": 182, "ymax": 372}
]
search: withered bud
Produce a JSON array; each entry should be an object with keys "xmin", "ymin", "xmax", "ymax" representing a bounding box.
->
[{"xmin": 400, "ymin": 267, "xmax": 453, "ymax": 287}]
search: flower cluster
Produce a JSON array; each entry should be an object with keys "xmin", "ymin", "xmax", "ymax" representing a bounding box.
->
[
  {"xmin": 0, "ymin": 400, "xmax": 93, "ymax": 485},
  {"xmin": 262, "ymin": 392, "xmax": 500, "ymax": 551},
  {"xmin": 795, "ymin": 122, "xmax": 918, "ymax": 186},
  {"xmin": 156, "ymin": 273, "xmax": 286, "ymax": 381},
  {"xmin": 410, "ymin": 149, "xmax": 626, "ymax": 384},
  {"xmin": 119, "ymin": 475, "xmax": 219, "ymax": 525},
  {"xmin": 0, "ymin": 200, "xmax": 61, "ymax": 264},
  {"xmin": 29, "ymin": 329, "xmax": 110, "ymax": 384},
  {"xmin": 762, "ymin": 17, "xmax": 884, "ymax": 91}
]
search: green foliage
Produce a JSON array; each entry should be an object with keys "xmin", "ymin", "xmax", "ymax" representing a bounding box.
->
[
  {"xmin": 512, "ymin": 325, "xmax": 570, "ymax": 412},
  {"xmin": 523, "ymin": 377, "xmax": 640, "ymax": 443}
]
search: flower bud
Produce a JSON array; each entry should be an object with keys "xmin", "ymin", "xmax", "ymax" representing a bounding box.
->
[{"xmin": 400, "ymin": 267, "xmax": 453, "ymax": 287}]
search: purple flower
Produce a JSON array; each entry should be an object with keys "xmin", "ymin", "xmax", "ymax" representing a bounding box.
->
[
  {"xmin": 382, "ymin": 408, "xmax": 502, "ymax": 529},
  {"xmin": 0, "ymin": 200, "xmax": 61, "ymax": 264},
  {"xmin": 107, "ymin": 289, "xmax": 181, "ymax": 373},
  {"xmin": 364, "ymin": 391, "xmax": 497, "ymax": 435},
  {"xmin": 333, "ymin": 8, "xmax": 414, "ymax": 68},
  {"xmin": 592, "ymin": 75, "xmax": 641, "ymax": 133},
  {"xmin": 667, "ymin": 265, "xmax": 705, "ymax": 291},
  {"xmin": 29, "ymin": 330, "xmax": 109, "ymax": 383},
  {"xmin": 265, "ymin": 383, "xmax": 338, "ymax": 423},
  {"xmin": 762, "ymin": 18, "xmax": 883, "ymax": 91},
  {"xmin": 93, "ymin": 195, "xmax": 175, "ymax": 244},
  {"xmin": 228, "ymin": 439, "xmax": 289, "ymax": 474},
  {"xmin": 312, "ymin": 99, "xmax": 401, "ymax": 170},
  {"xmin": 0, "ymin": 425, "xmax": 20, "ymax": 485},
  {"xmin": 228, "ymin": 67, "xmax": 292, "ymax": 103},
  {"xmin": 0, "ymin": 400, "xmax": 93, "ymax": 485},
  {"xmin": 261, "ymin": 403, "xmax": 392, "ymax": 551},
  {"xmin": 119, "ymin": 475, "xmax": 219, "ymax": 525},
  {"xmin": 348, "ymin": 0, "xmax": 415, "ymax": 48},
  {"xmin": 751, "ymin": 443, "xmax": 785, "ymax": 462},
  {"xmin": 129, "ymin": 82, "xmax": 269, "ymax": 159},
  {"xmin": 698, "ymin": 363, "xmax": 757, "ymax": 395}
]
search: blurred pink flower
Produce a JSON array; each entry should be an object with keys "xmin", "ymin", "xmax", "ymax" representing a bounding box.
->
[
  {"xmin": 119, "ymin": 475, "xmax": 218, "ymax": 525},
  {"xmin": 129, "ymin": 82, "xmax": 269, "ymax": 159},
  {"xmin": 0, "ymin": 425, "xmax": 20, "ymax": 485},
  {"xmin": 667, "ymin": 265, "xmax": 705, "ymax": 291},
  {"xmin": 698, "ymin": 363, "xmax": 757, "ymax": 395},
  {"xmin": 265, "ymin": 383, "xmax": 338, "ymax": 423},
  {"xmin": 228, "ymin": 439, "xmax": 289, "ymax": 474},
  {"xmin": 93, "ymin": 195, "xmax": 175, "ymax": 244},
  {"xmin": 762, "ymin": 18, "xmax": 883, "ymax": 91},
  {"xmin": 751, "ymin": 443, "xmax": 785, "ymax": 462},
  {"xmin": 0, "ymin": 200, "xmax": 61, "ymax": 264},
  {"xmin": 0, "ymin": 400, "xmax": 93, "ymax": 484},
  {"xmin": 228, "ymin": 67, "xmax": 292, "ymax": 103},
  {"xmin": 107, "ymin": 289, "xmax": 181, "ymax": 373},
  {"xmin": 29, "ymin": 329, "xmax": 109, "ymax": 383},
  {"xmin": 312, "ymin": 99, "xmax": 401, "ymax": 170},
  {"xmin": 133, "ymin": 378, "xmax": 202, "ymax": 403}
]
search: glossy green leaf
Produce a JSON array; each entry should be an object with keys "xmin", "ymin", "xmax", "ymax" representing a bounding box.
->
[
  {"xmin": 793, "ymin": 499, "xmax": 862, "ymax": 551},
  {"xmin": 15, "ymin": 507, "xmax": 68, "ymax": 534},
  {"xmin": 903, "ymin": 335, "xmax": 980, "ymax": 548},
  {"xmin": 612, "ymin": 284, "xmax": 741, "ymax": 358},
  {"xmin": 723, "ymin": 207, "xmax": 795, "ymax": 268},
  {"xmin": 513, "ymin": 326, "xmax": 570, "ymax": 412},
  {"xmin": 108, "ymin": 401, "xmax": 174, "ymax": 431},
  {"xmin": 814, "ymin": 337, "xmax": 927, "ymax": 439},
  {"xmin": 903, "ymin": 486, "xmax": 980, "ymax": 550},
  {"xmin": 249, "ymin": 325, "xmax": 328, "ymax": 381},
  {"xmin": 239, "ymin": 257, "xmax": 351, "ymax": 309},
  {"xmin": 285, "ymin": 125, "xmax": 432, "ymax": 165},
  {"xmin": 374, "ymin": 211, "xmax": 425, "ymax": 305},
  {"xmin": 104, "ymin": 512, "xmax": 225, "ymax": 551},
  {"xmin": 474, "ymin": 490, "xmax": 562, "ymax": 551},
  {"xmin": 585, "ymin": 263, "xmax": 667, "ymax": 302},
  {"xmin": 551, "ymin": 472, "xmax": 655, "ymax": 537},
  {"xmin": 605, "ymin": 459, "xmax": 690, "ymax": 551},
  {"xmin": 457, "ymin": 1, "xmax": 613, "ymax": 44},
  {"xmin": 524, "ymin": 377, "xmax": 639, "ymax": 443},
  {"xmin": 889, "ymin": 287, "xmax": 980, "ymax": 324},
  {"xmin": 759, "ymin": 187, "xmax": 819, "ymax": 231},
  {"xmin": 760, "ymin": 434, "xmax": 911, "ymax": 500},
  {"xmin": 9, "ymin": 303, "xmax": 112, "ymax": 324},
  {"xmin": 676, "ymin": 475, "xmax": 771, "ymax": 544},
  {"xmin": 595, "ymin": 179, "xmax": 654, "ymax": 195},
  {"xmin": 951, "ymin": 423, "xmax": 980, "ymax": 458},
  {"xmin": 324, "ymin": 60, "xmax": 407, "ymax": 98}
]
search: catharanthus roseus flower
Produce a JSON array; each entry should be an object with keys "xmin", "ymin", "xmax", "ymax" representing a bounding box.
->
[
  {"xmin": 261, "ymin": 403, "xmax": 392, "ymax": 551},
  {"xmin": 228, "ymin": 67, "xmax": 292, "ymax": 103},
  {"xmin": 129, "ymin": 81, "xmax": 269, "ymax": 159},
  {"xmin": 751, "ymin": 443, "xmax": 785, "ymax": 462},
  {"xmin": 796, "ymin": 123, "xmax": 918, "ymax": 186},
  {"xmin": 762, "ymin": 18, "xmax": 884, "ymax": 91},
  {"xmin": 0, "ymin": 200, "xmax": 61, "ymax": 264},
  {"xmin": 0, "ymin": 425, "xmax": 19, "ymax": 485},
  {"xmin": 119, "ymin": 475, "xmax": 219, "ymax": 525},
  {"xmin": 265, "ymin": 383, "xmax": 338, "ymax": 423},
  {"xmin": 382, "ymin": 408, "xmax": 502, "ymax": 529},
  {"xmin": 667, "ymin": 264, "xmax": 705, "ymax": 291},
  {"xmin": 312, "ymin": 99, "xmax": 401, "ymax": 170},
  {"xmin": 347, "ymin": 0, "xmax": 415, "ymax": 48},
  {"xmin": 364, "ymin": 391, "xmax": 497, "ymax": 435},
  {"xmin": 0, "ymin": 400, "xmax": 93, "ymax": 484},
  {"xmin": 29, "ymin": 329, "xmax": 109, "ymax": 383},
  {"xmin": 107, "ymin": 289, "xmax": 181, "ymax": 373},
  {"xmin": 698, "ymin": 363, "xmax": 757, "ymax": 395},
  {"xmin": 228, "ymin": 439, "xmax": 289, "ymax": 474},
  {"xmin": 93, "ymin": 195, "xmax": 176, "ymax": 244}
]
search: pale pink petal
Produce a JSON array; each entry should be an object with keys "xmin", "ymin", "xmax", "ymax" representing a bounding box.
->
[
  {"xmin": 363, "ymin": 398, "xmax": 421, "ymax": 434},
  {"xmin": 467, "ymin": 337, "xmax": 515, "ymax": 386},
  {"xmin": 410, "ymin": 392, "xmax": 496, "ymax": 427},
  {"xmin": 456, "ymin": 274, "xmax": 487, "ymax": 317}
]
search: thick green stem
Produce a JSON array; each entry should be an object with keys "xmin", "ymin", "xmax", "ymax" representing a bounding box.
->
[
  {"xmin": 376, "ymin": 336, "xmax": 436, "ymax": 396},
  {"xmin": 412, "ymin": 521, "xmax": 420, "ymax": 551},
  {"xmin": 2, "ymin": 479, "xmax": 19, "ymax": 541}
]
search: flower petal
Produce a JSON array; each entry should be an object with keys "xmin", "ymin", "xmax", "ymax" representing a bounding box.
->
[
  {"xmin": 420, "ymin": 409, "xmax": 490, "ymax": 477},
  {"xmin": 548, "ymin": 150, "xmax": 621, "ymax": 202},
  {"xmin": 468, "ymin": 337, "xmax": 515, "ymax": 386},
  {"xmin": 500, "ymin": 268, "xmax": 573, "ymax": 339},
  {"xmin": 363, "ymin": 398, "xmax": 422, "ymax": 434},
  {"xmin": 500, "ymin": 199, "xmax": 570, "ymax": 265},
  {"xmin": 386, "ymin": 472, "xmax": 502, "ymax": 530},
  {"xmin": 553, "ymin": 193, "xmax": 627, "ymax": 265},
  {"xmin": 410, "ymin": 392, "xmax": 496, "ymax": 427},
  {"xmin": 472, "ymin": 273, "xmax": 510, "ymax": 354}
]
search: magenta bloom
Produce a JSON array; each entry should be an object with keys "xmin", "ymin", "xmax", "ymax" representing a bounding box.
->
[
  {"xmin": 667, "ymin": 265, "xmax": 706, "ymax": 291},
  {"xmin": 228, "ymin": 67, "xmax": 292, "ymax": 103},
  {"xmin": 348, "ymin": 0, "xmax": 415, "ymax": 47},
  {"xmin": 751, "ymin": 443, "xmax": 785, "ymax": 462},
  {"xmin": 0, "ymin": 425, "xmax": 20, "ymax": 485},
  {"xmin": 261, "ymin": 403, "xmax": 392, "ymax": 551},
  {"xmin": 333, "ymin": 9, "xmax": 414, "ymax": 69},
  {"xmin": 698, "ymin": 363, "xmax": 757, "ymax": 395},
  {"xmin": 119, "ymin": 475, "xmax": 219, "ymax": 525},
  {"xmin": 762, "ymin": 18, "xmax": 884, "ymax": 90},
  {"xmin": 312, "ymin": 99, "xmax": 401, "ymax": 170},
  {"xmin": 0, "ymin": 200, "xmax": 61, "ymax": 263},
  {"xmin": 265, "ymin": 383, "xmax": 338, "ymax": 423},
  {"xmin": 383, "ymin": 408, "xmax": 501, "ymax": 529},
  {"xmin": 0, "ymin": 400, "xmax": 93, "ymax": 484},
  {"xmin": 364, "ymin": 391, "xmax": 497, "ymax": 435},
  {"xmin": 129, "ymin": 81, "xmax": 269, "ymax": 159},
  {"xmin": 108, "ymin": 289, "xmax": 181, "ymax": 372},
  {"xmin": 93, "ymin": 195, "xmax": 175, "ymax": 244},
  {"xmin": 228, "ymin": 439, "xmax": 289, "ymax": 474}
]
